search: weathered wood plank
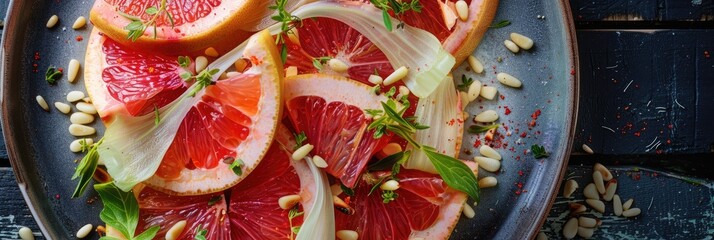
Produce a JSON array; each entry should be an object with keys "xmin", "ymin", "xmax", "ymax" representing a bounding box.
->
[
  {"xmin": 571, "ymin": 0, "xmax": 714, "ymax": 21},
  {"xmin": 0, "ymin": 168, "xmax": 44, "ymax": 240}
]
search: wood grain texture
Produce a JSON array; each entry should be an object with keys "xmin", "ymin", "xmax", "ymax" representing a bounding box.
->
[
  {"xmin": 571, "ymin": 0, "xmax": 714, "ymax": 21},
  {"xmin": 0, "ymin": 169, "xmax": 44, "ymax": 240}
]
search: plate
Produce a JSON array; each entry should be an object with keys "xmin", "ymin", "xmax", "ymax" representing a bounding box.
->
[{"xmin": 0, "ymin": 0, "xmax": 578, "ymax": 239}]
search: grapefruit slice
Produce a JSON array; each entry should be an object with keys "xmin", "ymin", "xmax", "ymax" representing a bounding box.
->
[
  {"xmin": 85, "ymin": 30, "xmax": 283, "ymax": 195},
  {"xmin": 334, "ymin": 166, "xmax": 476, "ymax": 239},
  {"xmin": 283, "ymin": 74, "xmax": 390, "ymax": 188},
  {"xmin": 133, "ymin": 126, "xmax": 316, "ymax": 239},
  {"xmin": 89, "ymin": 0, "xmax": 261, "ymax": 54}
]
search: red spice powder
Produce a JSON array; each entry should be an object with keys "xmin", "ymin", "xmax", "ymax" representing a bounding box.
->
[
  {"xmin": 504, "ymin": 106, "xmax": 512, "ymax": 115},
  {"xmin": 76, "ymin": 35, "xmax": 83, "ymax": 41}
]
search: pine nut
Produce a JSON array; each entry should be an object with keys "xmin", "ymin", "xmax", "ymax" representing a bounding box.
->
[
  {"xmin": 622, "ymin": 208, "xmax": 641, "ymax": 217},
  {"xmin": 474, "ymin": 156, "xmax": 500, "ymax": 172},
  {"xmin": 582, "ymin": 144, "xmax": 594, "ymax": 154},
  {"xmin": 292, "ymin": 144, "xmax": 314, "ymax": 161},
  {"xmin": 82, "ymin": 97, "xmax": 92, "ymax": 103},
  {"xmin": 563, "ymin": 179, "xmax": 578, "ymax": 198},
  {"xmin": 278, "ymin": 194, "xmax": 302, "ymax": 210},
  {"xmin": 460, "ymin": 91, "xmax": 470, "ymax": 110},
  {"xmin": 537, "ymin": 232, "xmax": 547, "ymax": 240},
  {"xmin": 54, "ymin": 102, "xmax": 71, "ymax": 114},
  {"xmin": 76, "ymin": 224, "xmax": 92, "ymax": 238},
  {"xmin": 70, "ymin": 112, "xmax": 95, "ymax": 125},
  {"xmin": 234, "ymin": 58, "xmax": 249, "ymax": 72},
  {"xmin": 479, "ymin": 145, "xmax": 501, "ymax": 160},
  {"xmin": 593, "ymin": 163, "xmax": 613, "ymax": 181},
  {"xmin": 462, "ymin": 202, "xmax": 476, "ymax": 219},
  {"xmin": 76, "ymin": 102, "xmax": 97, "ymax": 114},
  {"xmin": 504, "ymin": 40, "xmax": 520, "ymax": 53},
  {"xmin": 68, "ymin": 59, "xmax": 80, "ymax": 83},
  {"xmin": 165, "ymin": 220, "xmax": 187, "ymax": 240},
  {"xmin": 46, "ymin": 15, "xmax": 59, "ymax": 28},
  {"xmin": 474, "ymin": 110, "xmax": 499, "ymax": 123},
  {"xmin": 36, "ymin": 95, "xmax": 49, "ymax": 111},
  {"xmin": 225, "ymin": 71, "xmax": 240, "ymax": 78},
  {"xmin": 467, "ymin": 80, "xmax": 482, "ymax": 102},
  {"xmin": 380, "ymin": 179, "xmax": 400, "ymax": 191},
  {"xmin": 467, "ymin": 56, "xmax": 484, "ymax": 74},
  {"xmin": 383, "ymin": 66, "xmax": 408, "ymax": 86},
  {"xmin": 569, "ymin": 203, "xmax": 587, "ymax": 214},
  {"xmin": 330, "ymin": 184, "xmax": 343, "ymax": 196},
  {"xmin": 623, "ymin": 198, "xmax": 634, "ymax": 211},
  {"xmin": 381, "ymin": 143, "xmax": 402, "ymax": 156},
  {"xmin": 312, "ymin": 155, "xmax": 328, "ymax": 168},
  {"xmin": 613, "ymin": 194, "xmax": 623, "ymax": 216},
  {"xmin": 578, "ymin": 217, "xmax": 597, "ymax": 228},
  {"xmin": 585, "ymin": 199, "xmax": 605, "ymax": 213},
  {"xmin": 204, "ymin": 47, "xmax": 219, "ymax": 57},
  {"xmin": 577, "ymin": 227, "xmax": 594, "ymax": 239},
  {"xmin": 69, "ymin": 124, "xmax": 96, "ymax": 136},
  {"xmin": 398, "ymin": 86, "xmax": 410, "ymax": 97},
  {"xmin": 479, "ymin": 86, "xmax": 498, "ymax": 100},
  {"xmin": 72, "ymin": 16, "xmax": 87, "ymax": 29},
  {"xmin": 328, "ymin": 59, "xmax": 349, "ymax": 73},
  {"xmin": 195, "ymin": 56, "xmax": 208, "ymax": 73},
  {"xmin": 70, "ymin": 138, "xmax": 94, "ymax": 153},
  {"xmin": 602, "ymin": 179, "xmax": 617, "ymax": 201},
  {"xmin": 478, "ymin": 176, "xmax": 497, "ymax": 188},
  {"xmin": 67, "ymin": 91, "xmax": 86, "ymax": 102},
  {"xmin": 18, "ymin": 227, "xmax": 34, "ymax": 240},
  {"xmin": 336, "ymin": 230, "xmax": 359, "ymax": 240},
  {"xmin": 510, "ymin": 32, "xmax": 534, "ymax": 50},
  {"xmin": 455, "ymin": 0, "xmax": 469, "ymax": 21},
  {"xmin": 333, "ymin": 196, "xmax": 354, "ymax": 215},
  {"xmin": 368, "ymin": 74, "xmax": 383, "ymax": 85},
  {"xmin": 496, "ymin": 72, "xmax": 522, "ymax": 88},
  {"xmin": 583, "ymin": 182, "xmax": 598, "ymax": 200},
  {"xmin": 593, "ymin": 171, "xmax": 606, "ymax": 194},
  {"xmin": 285, "ymin": 66, "xmax": 298, "ymax": 77},
  {"xmin": 562, "ymin": 218, "xmax": 578, "ymax": 239}
]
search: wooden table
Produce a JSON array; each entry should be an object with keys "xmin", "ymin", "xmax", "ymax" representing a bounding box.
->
[{"xmin": 1, "ymin": 0, "xmax": 713, "ymax": 239}]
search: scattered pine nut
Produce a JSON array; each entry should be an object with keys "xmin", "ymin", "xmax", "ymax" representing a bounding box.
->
[
  {"xmin": 35, "ymin": 95, "xmax": 49, "ymax": 111},
  {"xmin": 593, "ymin": 171, "xmax": 606, "ymax": 194},
  {"xmin": 398, "ymin": 86, "xmax": 410, "ymax": 97},
  {"xmin": 474, "ymin": 110, "xmax": 499, "ymax": 122},
  {"xmin": 54, "ymin": 102, "xmax": 71, "ymax": 114},
  {"xmin": 204, "ymin": 47, "xmax": 219, "ymax": 57},
  {"xmin": 312, "ymin": 155, "xmax": 328, "ymax": 168},
  {"xmin": 613, "ymin": 194, "xmax": 623, "ymax": 216},
  {"xmin": 278, "ymin": 194, "xmax": 302, "ymax": 210},
  {"xmin": 455, "ymin": 0, "xmax": 469, "ymax": 21},
  {"xmin": 70, "ymin": 138, "xmax": 94, "ymax": 153},
  {"xmin": 582, "ymin": 144, "xmax": 594, "ymax": 154},
  {"xmin": 68, "ymin": 59, "xmax": 80, "ymax": 83},
  {"xmin": 285, "ymin": 67, "xmax": 298, "ymax": 77},
  {"xmin": 603, "ymin": 179, "xmax": 617, "ymax": 201},
  {"xmin": 578, "ymin": 217, "xmax": 597, "ymax": 228},
  {"xmin": 225, "ymin": 71, "xmax": 240, "ymax": 78},
  {"xmin": 380, "ymin": 180, "xmax": 400, "ymax": 191},
  {"xmin": 328, "ymin": 59, "xmax": 349, "ymax": 73},
  {"xmin": 82, "ymin": 97, "xmax": 92, "ymax": 103},
  {"xmin": 537, "ymin": 232, "xmax": 548, "ymax": 240},
  {"xmin": 462, "ymin": 202, "xmax": 476, "ymax": 219},
  {"xmin": 76, "ymin": 102, "xmax": 97, "ymax": 114},
  {"xmin": 165, "ymin": 220, "xmax": 187, "ymax": 240},
  {"xmin": 292, "ymin": 144, "xmax": 314, "ymax": 161},
  {"xmin": 562, "ymin": 218, "xmax": 578, "ymax": 239},
  {"xmin": 478, "ymin": 176, "xmax": 497, "ymax": 188},
  {"xmin": 18, "ymin": 227, "xmax": 34, "ymax": 240},
  {"xmin": 479, "ymin": 145, "xmax": 501, "ymax": 160},
  {"xmin": 70, "ymin": 112, "xmax": 95, "ymax": 125},
  {"xmin": 336, "ymin": 230, "xmax": 359, "ymax": 240},
  {"xmin": 474, "ymin": 156, "xmax": 500, "ymax": 172},
  {"xmin": 67, "ymin": 91, "xmax": 86, "ymax": 102},
  {"xmin": 381, "ymin": 143, "xmax": 402, "ymax": 156},
  {"xmin": 504, "ymin": 40, "xmax": 520, "ymax": 53},
  {"xmin": 496, "ymin": 72, "xmax": 522, "ymax": 88},
  {"xmin": 569, "ymin": 203, "xmax": 587, "ymax": 214},
  {"xmin": 76, "ymin": 224, "xmax": 93, "ymax": 238},
  {"xmin": 467, "ymin": 80, "xmax": 482, "ymax": 102},
  {"xmin": 69, "ymin": 124, "xmax": 96, "ymax": 136},
  {"xmin": 479, "ymin": 86, "xmax": 498, "ymax": 100},
  {"xmin": 383, "ymin": 66, "xmax": 408, "ymax": 86},
  {"xmin": 563, "ymin": 179, "xmax": 578, "ymax": 198},
  {"xmin": 510, "ymin": 32, "xmax": 534, "ymax": 50},
  {"xmin": 72, "ymin": 16, "xmax": 87, "ymax": 29},
  {"xmin": 195, "ymin": 56, "xmax": 208, "ymax": 73},
  {"xmin": 368, "ymin": 74, "xmax": 383, "ymax": 85},
  {"xmin": 577, "ymin": 227, "xmax": 594, "ymax": 239},
  {"xmin": 593, "ymin": 163, "xmax": 613, "ymax": 181},
  {"xmin": 234, "ymin": 58, "xmax": 249, "ymax": 72},
  {"xmin": 467, "ymin": 56, "xmax": 484, "ymax": 74},
  {"xmin": 622, "ymin": 208, "xmax": 641, "ymax": 217},
  {"xmin": 622, "ymin": 198, "xmax": 634, "ymax": 211},
  {"xmin": 585, "ymin": 199, "xmax": 605, "ymax": 213},
  {"xmin": 46, "ymin": 15, "xmax": 59, "ymax": 28}
]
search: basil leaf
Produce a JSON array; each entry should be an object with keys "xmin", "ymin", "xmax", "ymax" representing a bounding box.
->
[
  {"xmin": 423, "ymin": 149, "xmax": 480, "ymax": 202},
  {"xmin": 467, "ymin": 124, "xmax": 500, "ymax": 134},
  {"xmin": 381, "ymin": 10, "xmax": 393, "ymax": 31},
  {"xmin": 94, "ymin": 183, "xmax": 140, "ymax": 239},
  {"xmin": 133, "ymin": 225, "xmax": 160, "ymax": 240},
  {"xmin": 71, "ymin": 143, "xmax": 101, "ymax": 198},
  {"xmin": 367, "ymin": 151, "xmax": 406, "ymax": 171}
]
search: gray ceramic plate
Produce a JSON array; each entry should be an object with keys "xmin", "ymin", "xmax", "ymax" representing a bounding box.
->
[{"xmin": 1, "ymin": 0, "xmax": 578, "ymax": 239}]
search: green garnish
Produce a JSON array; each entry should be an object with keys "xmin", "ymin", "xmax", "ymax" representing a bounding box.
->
[
  {"xmin": 490, "ymin": 20, "xmax": 511, "ymax": 28},
  {"xmin": 177, "ymin": 56, "xmax": 191, "ymax": 68},
  {"xmin": 270, "ymin": 0, "xmax": 302, "ymax": 63},
  {"xmin": 287, "ymin": 206, "xmax": 304, "ymax": 239},
  {"xmin": 72, "ymin": 138, "xmax": 104, "ymax": 198},
  {"xmin": 194, "ymin": 225, "xmax": 208, "ymax": 240},
  {"xmin": 456, "ymin": 75, "xmax": 474, "ymax": 92},
  {"xmin": 45, "ymin": 66, "xmax": 63, "ymax": 84},
  {"xmin": 153, "ymin": 105, "xmax": 160, "ymax": 125},
  {"xmin": 118, "ymin": 0, "xmax": 174, "ymax": 41},
  {"xmin": 228, "ymin": 158, "xmax": 244, "ymax": 176},
  {"xmin": 207, "ymin": 196, "xmax": 222, "ymax": 206},
  {"xmin": 370, "ymin": 0, "xmax": 423, "ymax": 31},
  {"xmin": 368, "ymin": 177, "xmax": 386, "ymax": 196},
  {"xmin": 293, "ymin": 131, "xmax": 307, "ymax": 150},
  {"xmin": 183, "ymin": 68, "xmax": 220, "ymax": 97},
  {"xmin": 531, "ymin": 144, "xmax": 549, "ymax": 159},
  {"xmin": 340, "ymin": 183, "xmax": 355, "ymax": 197},
  {"xmin": 94, "ymin": 182, "xmax": 160, "ymax": 240},
  {"xmin": 468, "ymin": 124, "xmax": 500, "ymax": 134},
  {"xmin": 381, "ymin": 190, "xmax": 398, "ymax": 203},
  {"xmin": 384, "ymin": 86, "xmax": 397, "ymax": 98},
  {"xmin": 311, "ymin": 56, "xmax": 332, "ymax": 71}
]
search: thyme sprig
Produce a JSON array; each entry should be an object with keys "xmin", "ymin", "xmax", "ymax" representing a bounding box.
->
[
  {"xmin": 370, "ymin": 0, "xmax": 423, "ymax": 31},
  {"xmin": 270, "ymin": 0, "xmax": 302, "ymax": 63},
  {"xmin": 118, "ymin": 0, "xmax": 175, "ymax": 41}
]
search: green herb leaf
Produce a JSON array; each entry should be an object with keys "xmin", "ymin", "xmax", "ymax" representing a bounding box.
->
[
  {"xmin": 531, "ymin": 144, "xmax": 549, "ymax": 159},
  {"xmin": 340, "ymin": 183, "xmax": 355, "ymax": 197},
  {"xmin": 423, "ymin": 149, "xmax": 480, "ymax": 201},
  {"xmin": 381, "ymin": 10, "xmax": 393, "ymax": 31},
  {"xmin": 177, "ymin": 56, "xmax": 191, "ymax": 68},
  {"xmin": 456, "ymin": 75, "xmax": 474, "ymax": 92},
  {"xmin": 133, "ymin": 226, "xmax": 160, "ymax": 240},
  {"xmin": 490, "ymin": 20, "xmax": 511, "ymax": 28},
  {"xmin": 94, "ymin": 182, "xmax": 160, "ymax": 240},
  {"xmin": 291, "ymin": 226, "xmax": 301, "ymax": 234},
  {"xmin": 145, "ymin": 7, "xmax": 159, "ymax": 15},
  {"xmin": 153, "ymin": 105, "xmax": 161, "ymax": 125},
  {"xmin": 381, "ymin": 190, "xmax": 398, "ymax": 203},
  {"xmin": 45, "ymin": 66, "xmax": 63, "ymax": 84},
  {"xmin": 367, "ymin": 151, "xmax": 409, "ymax": 172},
  {"xmin": 207, "ymin": 196, "xmax": 223, "ymax": 206},
  {"xmin": 119, "ymin": 0, "xmax": 173, "ymax": 42},
  {"xmin": 293, "ymin": 131, "xmax": 307, "ymax": 150},
  {"xmin": 194, "ymin": 225, "xmax": 208, "ymax": 240},
  {"xmin": 467, "ymin": 124, "xmax": 500, "ymax": 134},
  {"xmin": 384, "ymin": 86, "xmax": 397, "ymax": 98},
  {"xmin": 72, "ymin": 139, "xmax": 104, "ymax": 198},
  {"xmin": 180, "ymin": 71, "xmax": 192, "ymax": 81},
  {"xmin": 228, "ymin": 158, "xmax": 244, "ymax": 176},
  {"xmin": 368, "ymin": 177, "xmax": 386, "ymax": 196},
  {"xmin": 288, "ymin": 207, "xmax": 304, "ymax": 219}
]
